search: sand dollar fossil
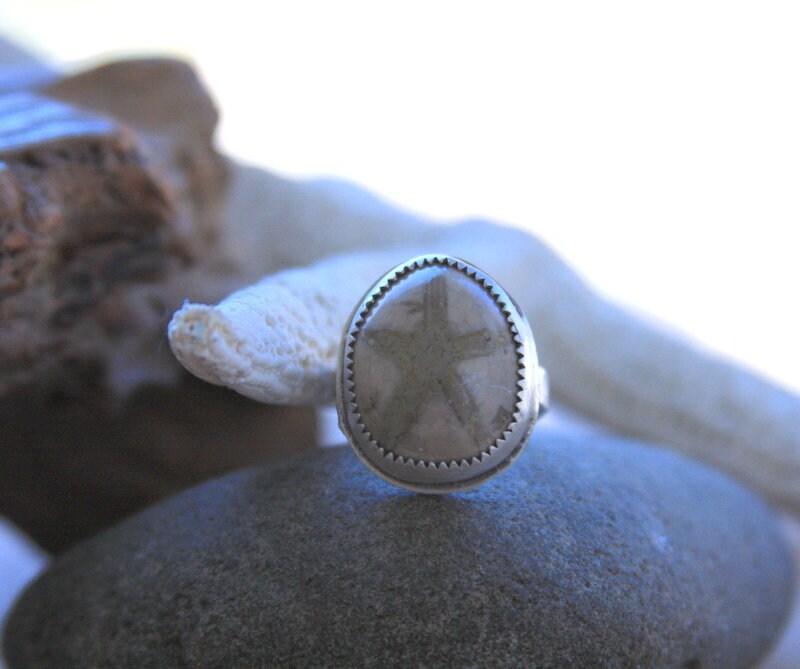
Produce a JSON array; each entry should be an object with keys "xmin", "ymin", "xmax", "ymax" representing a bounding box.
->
[{"xmin": 337, "ymin": 255, "xmax": 546, "ymax": 492}]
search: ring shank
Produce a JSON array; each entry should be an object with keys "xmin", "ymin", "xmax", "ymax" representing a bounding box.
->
[{"xmin": 537, "ymin": 367, "xmax": 550, "ymax": 416}]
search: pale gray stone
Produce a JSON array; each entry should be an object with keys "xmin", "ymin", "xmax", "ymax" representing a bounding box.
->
[{"xmin": 3, "ymin": 433, "xmax": 794, "ymax": 668}]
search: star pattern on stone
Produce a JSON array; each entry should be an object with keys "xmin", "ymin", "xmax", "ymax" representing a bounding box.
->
[{"xmin": 363, "ymin": 271, "xmax": 513, "ymax": 451}]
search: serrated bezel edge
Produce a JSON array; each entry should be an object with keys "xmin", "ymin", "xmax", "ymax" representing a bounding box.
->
[{"xmin": 336, "ymin": 254, "xmax": 540, "ymax": 492}]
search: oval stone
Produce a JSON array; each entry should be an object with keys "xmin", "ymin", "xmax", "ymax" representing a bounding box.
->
[
  {"xmin": 355, "ymin": 263, "xmax": 519, "ymax": 460},
  {"xmin": 3, "ymin": 437, "xmax": 794, "ymax": 668},
  {"xmin": 338, "ymin": 255, "xmax": 540, "ymax": 492}
]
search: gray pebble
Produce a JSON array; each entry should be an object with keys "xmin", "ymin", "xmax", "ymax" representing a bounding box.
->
[{"xmin": 3, "ymin": 432, "xmax": 794, "ymax": 668}]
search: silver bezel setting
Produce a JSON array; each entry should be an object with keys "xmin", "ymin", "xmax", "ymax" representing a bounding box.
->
[{"xmin": 336, "ymin": 254, "xmax": 540, "ymax": 493}]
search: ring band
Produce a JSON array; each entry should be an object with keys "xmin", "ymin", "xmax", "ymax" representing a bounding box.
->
[{"xmin": 337, "ymin": 254, "xmax": 547, "ymax": 493}]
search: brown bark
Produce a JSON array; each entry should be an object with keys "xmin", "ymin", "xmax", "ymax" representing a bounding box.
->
[
  {"xmin": 0, "ymin": 91, "xmax": 185, "ymax": 394},
  {"xmin": 0, "ymin": 59, "xmax": 234, "ymax": 396}
]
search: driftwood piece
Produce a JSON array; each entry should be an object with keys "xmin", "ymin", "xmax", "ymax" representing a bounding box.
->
[
  {"xmin": 0, "ymin": 91, "xmax": 184, "ymax": 394},
  {"xmin": 44, "ymin": 59, "xmax": 228, "ymax": 256},
  {"xmin": 0, "ymin": 59, "xmax": 234, "ymax": 396},
  {"xmin": 0, "ymin": 56, "xmax": 315, "ymax": 551}
]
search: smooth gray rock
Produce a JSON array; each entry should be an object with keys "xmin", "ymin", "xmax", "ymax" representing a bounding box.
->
[{"xmin": 3, "ymin": 432, "xmax": 794, "ymax": 669}]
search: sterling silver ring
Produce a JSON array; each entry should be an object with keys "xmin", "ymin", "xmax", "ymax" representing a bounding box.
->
[{"xmin": 336, "ymin": 254, "xmax": 548, "ymax": 493}]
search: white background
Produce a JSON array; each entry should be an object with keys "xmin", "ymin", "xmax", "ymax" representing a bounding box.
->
[{"xmin": 2, "ymin": 0, "xmax": 798, "ymax": 392}]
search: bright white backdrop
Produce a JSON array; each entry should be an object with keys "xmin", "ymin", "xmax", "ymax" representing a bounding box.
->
[{"xmin": 2, "ymin": 0, "xmax": 798, "ymax": 391}]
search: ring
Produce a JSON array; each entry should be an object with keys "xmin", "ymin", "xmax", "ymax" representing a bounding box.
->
[{"xmin": 337, "ymin": 254, "xmax": 548, "ymax": 493}]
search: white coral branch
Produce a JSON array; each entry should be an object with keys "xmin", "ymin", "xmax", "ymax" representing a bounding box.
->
[{"xmin": 169, "ymin": 249, "xmax": 417, "ymax": 404}]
